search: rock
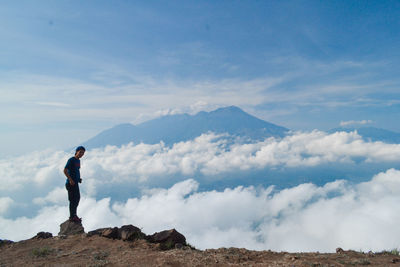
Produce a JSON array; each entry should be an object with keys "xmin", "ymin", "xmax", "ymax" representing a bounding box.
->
[
  {"xmin": 102, "ymin": 227, "xmax": 119, "ymax": 239},
  {"xmin": 148, "ymin": 229, "xmax": 186, "ymax": 250},
  {"xmin": 0, "ymin": 239, "xmax": 14, "ymax": 247},
  {"xmin": 86, "ymin": 225, "xmax": 185, "ymax": 250},
  {"xmin": 336, "ymin": 248, "xmax": 344, "ymax": 253},
  {"xmin": 87, "ymin": 228, "xmax": 109, "ymax": 237},
  {"xmin": 87, "ymin": 225, "xmax": 146, "ymax": 241},
  {"xmin": 58, "ymin": 220, "xmax": 85, "ymax": 236},
  {"xmin": 118, "ymin": 225, "xmax": 145, "ymax": 241},
  {"xmin": 175, "ymin": 243, "xmax": 183, "ymax": 249},
  {"xmin": 32, "ymin": 232, "xmax": 53, "ymax": 239}
]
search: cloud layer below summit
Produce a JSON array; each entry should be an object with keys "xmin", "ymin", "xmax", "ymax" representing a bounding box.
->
[
  {"xmin": 1, "ymin": 131, "xmax": 400, "ymax": 251},
  {"xmin": 2, "ymin": 169, "xmax": 400, "ymax": 252},
  {"xmin": 2, "ymin": 130, "xmax": 400, "ymax": 192}
]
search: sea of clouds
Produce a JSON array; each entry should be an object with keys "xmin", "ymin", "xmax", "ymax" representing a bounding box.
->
[{"xmin": 1, "ymin": 130, "xmax": 400, "ymax": 252}]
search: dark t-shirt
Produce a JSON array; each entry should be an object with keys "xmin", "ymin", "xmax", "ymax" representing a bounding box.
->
[{"xmin": 65, "ymin": 157, "xmax": 81, "ymax": 185}]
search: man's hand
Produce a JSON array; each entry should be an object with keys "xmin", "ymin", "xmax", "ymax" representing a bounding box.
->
[{"xmin": 64, "ymin": 168, "xmax": 75, "ymax": 186}]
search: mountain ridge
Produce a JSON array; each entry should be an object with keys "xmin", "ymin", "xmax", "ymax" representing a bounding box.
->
[
  {"xmin": 81, "ymin": 106, "xmax": 400, "ymax": 150},
  {"xmin": 81, "ymin": 106, "xmax": 289, "ymax": 149}
]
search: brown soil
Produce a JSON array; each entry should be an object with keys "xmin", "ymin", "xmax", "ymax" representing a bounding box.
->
[{"xmin": 1, "ymin": 235, "xmax": 400, "ymax": 266}]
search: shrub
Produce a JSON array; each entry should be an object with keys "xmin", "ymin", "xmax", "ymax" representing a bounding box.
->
[{"xmin": 32, "ymin": 247, "xmax": 53, "ymax": 257}]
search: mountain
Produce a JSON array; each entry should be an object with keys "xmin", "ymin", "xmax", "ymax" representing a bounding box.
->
[
  {"xmin": 329, "ymin": 127, "xmax": 400, "ymax": 144},
  {"xmin": 81, "ymin": 106, "xmax": 289, "ymax": 149}
]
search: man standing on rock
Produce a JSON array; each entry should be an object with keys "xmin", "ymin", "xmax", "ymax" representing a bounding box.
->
[{"xmin": 64, "ymin": 146, "xmax": 85, "ymax": 223}]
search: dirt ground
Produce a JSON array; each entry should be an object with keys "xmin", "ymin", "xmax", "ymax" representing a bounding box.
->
[{"xmin": 1, "ymin": 234, "xmax": 400, "ymax": 266}]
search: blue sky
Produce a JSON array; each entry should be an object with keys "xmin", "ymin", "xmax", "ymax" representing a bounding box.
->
[{"xmin": 1, "ymin": 0, "xmax": 400, "ymax": 157}]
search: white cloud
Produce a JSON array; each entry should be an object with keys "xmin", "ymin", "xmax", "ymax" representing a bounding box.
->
[
  {"xmin": 0, "ymin": 72, "xmax": 284, "ymax": 126},
  {"xmin": 2, "ymin": 169, "xmax": 400, "ymax": 253},
  {"xmin": 97, "ymin": 168, "xmax": 400, "ymax": 252},
  {"xmin": 0, "ymin": 205, "xmax": 67, "ymax": 241},
  {"xmin": 1, "ymin": 131, "xmax": 400, "ymax": 252},
  {"xmin": 80, "ymin": 130, "xmax": 400, "ymax": 180},
  {"xmin": 2, "ymin": 131, "xmax": 400, "ymax": 196},
  {"xmin": 33, "ymin": 187, "xmax": 66, "ymax": 205},
  {"xmin": 133, "ymin": 101, "xmax": 221, "ymax": 124},
  {"xmin": 154, "ymin": 108, "xmax": 182, "ymax": 117},
  {"xmin": 259, "ymin": 169, "xmax": 400, "ymax": 252},
  {"xmin": 340, "ymin": 120, "xmax": 373, "ymax": 127},
  {"xmin": 0, "ymin": 149, "xmax": 67, "ymax": 191},
  {"xmin": 34, "ymin": 102, "xmax": 72, "ymax": 107},
  {"xmin": 0, "ymin": 197, "xmax": 14, "ymax": 215}
]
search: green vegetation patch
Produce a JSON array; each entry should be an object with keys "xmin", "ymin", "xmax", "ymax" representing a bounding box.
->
[{"xmin": 31, "ymin": 247, "xmax": 54, "ymax": 258}]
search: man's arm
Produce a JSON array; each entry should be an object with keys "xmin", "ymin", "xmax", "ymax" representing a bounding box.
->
[{"xmin": 64, "ymin": 168, "xmax": 75, "ymax": 186}]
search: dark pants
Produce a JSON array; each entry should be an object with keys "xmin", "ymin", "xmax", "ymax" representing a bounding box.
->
[{"xmin": 66, "ymin": 183, "xmax": 80, "ymax": 218}]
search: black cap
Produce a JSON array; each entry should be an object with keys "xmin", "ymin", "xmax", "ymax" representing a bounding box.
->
[{"xmin": 76, "ymin": 146, "xmax": 86, "ymax": 152}]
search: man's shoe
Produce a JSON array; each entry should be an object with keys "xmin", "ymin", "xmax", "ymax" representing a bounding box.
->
[{"xmin": 70, "ymin": 216, "xmax": 82, "ymax": 223}]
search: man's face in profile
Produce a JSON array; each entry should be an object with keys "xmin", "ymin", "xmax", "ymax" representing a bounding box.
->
[{"xmin": 75, "ymin": 150, "xmax": 85, "ymax": 159}]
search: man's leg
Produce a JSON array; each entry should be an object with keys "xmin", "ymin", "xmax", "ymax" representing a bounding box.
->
[
  {"xmin": 73, "ymin": 185, "xmax": 80, "ymax": 217},
  {"xmin": 66, "ymin": 183, "xmax": 73, "ymax": 218},
  {"xmin": 66, "ymin": 183, "xmax": 80, "ymax": 219}
]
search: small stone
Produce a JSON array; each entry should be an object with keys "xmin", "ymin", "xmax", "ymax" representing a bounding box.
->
[
  {"xmin": 392, "ymin": 258, "xmax": 400, "ymax": 263},
  {"xmin": 336, "ymin": 247, "xmax": 344, "ymax": 253},
  {"xmin": 367, "ymin": 251, "xmax": 374, "ymax": 257},
  {"xmin": 0, "ymin": 239, "xmax": 14, "ymax": 247}
]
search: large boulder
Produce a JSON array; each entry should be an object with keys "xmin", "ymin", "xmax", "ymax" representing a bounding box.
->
[
  {"xmin": 87, "ymin": 227, "xmax": 118, "ymax": 239},
  {"xmin": 87, "ymin": 225, "xmax": 145, "ymax": 241},
  {"xmin": 102, "ymin": 227, "xmax": 119, "ymax": 239},
  {"xmin": 87, "ymin": 227, "xmax": 117, "ymax": 238},
  {"xmin": 87, "ymin": 228, "xmax": 110, "ymax": 237},
  {"xmin": 32, "ymin": 232, "xmax": 53, "ymax": 239},
  {"xmin": 148, "ymin": 229, "xmax": 186, "ymax": 250},
  {"xmin": 58, "ymin": 220, "xmax": 85, "ymax": 236},
  {"xmin": 119, "ymin": 225, "xmax": 145, "ymax": 241}
]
